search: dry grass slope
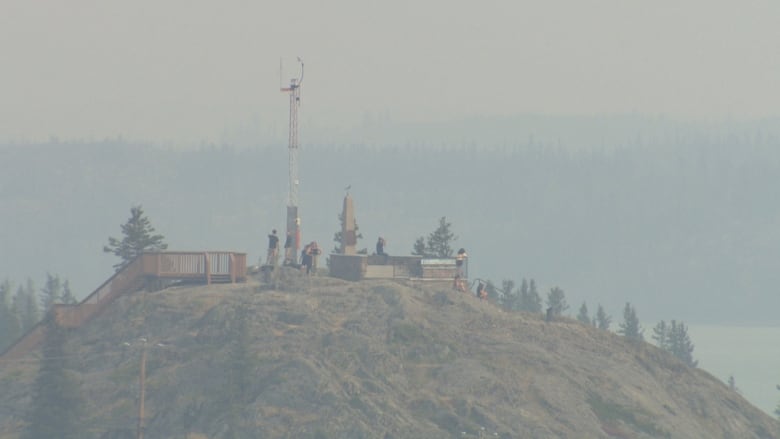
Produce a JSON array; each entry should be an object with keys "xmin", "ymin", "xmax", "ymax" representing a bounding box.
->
[{"xmin": 1, "ymin": 267, "xmax": 778, "ymax": 439}]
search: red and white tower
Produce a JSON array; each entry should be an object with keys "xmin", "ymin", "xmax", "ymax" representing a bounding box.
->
[{"xmin": 280, "ymin": 57, "xmax": 304, "ymax": 262}]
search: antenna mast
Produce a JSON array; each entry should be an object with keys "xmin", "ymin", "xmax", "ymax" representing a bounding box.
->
[{"xmin": 281, "ymin": 57, "xmax": 304, "ymax": 262}]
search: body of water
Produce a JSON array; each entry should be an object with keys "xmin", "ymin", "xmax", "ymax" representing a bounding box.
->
[{"xmin": 689, "ymin": 324, "xmax": 780, "ymax": 416}]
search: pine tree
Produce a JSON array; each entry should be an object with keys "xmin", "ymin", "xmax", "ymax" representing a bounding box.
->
[
  {"xmin": 774, "ymin": 384, "xmax": 779, "ymax": 419},
  {"xmin": 652, "ymin": 320, "xmax": 697, "ymax": 366},
  {"xmin": 667, "ymin": 320, "xmax": 697, "ymax": 367},
  {"xmin": 485, "ymin": 280, "xmax": 499, "ymax": 302},
  {"xmin": 427, "ymin": 217, "xmax": 457, "ymax": 258},
  {"xmin": 40, "ymin": 273, "xmax": 62, "ymax": 314},
  {"xmin": 17, "ymin": 280, "xmax": 41, "ymax": 332},
  {"xmin": 500, "ymin": 279, "xmax": 518, "ymax": 311},
  {"xmin": 594, "ymin": 304, "xmax": 611, "ymax": 330},
  {"xmin": 23, "ymin": 321, "xmax": 89, "ymax": 439},
  {"xmin": 618, "ymin": 302, "xmax": 644, "ymax": 341},
  {"xmin": 728, "ymin": 375, "xmax": 738, "ymax": 392},
  {"xmin": 546, "ymin": 287, "xmax": 569, "ymax": 317},
  {"xmin": 0, "ymin": 279, "xmax": 21, "ymax": 351},
  {"xmin": 61, "ymin": 280, "xmax": 77, "ymax": 305},
  {"xmin": 12, "ymin": 285, "xmax": 26, "ymax": 331},
  {"xmin": 411, "ymin": 237, "xmax": 427, "ymax": 257},
  {"xmin": 104, "ymin": 205, "xmax": 167, "ymax": 270},
  {"xmin": 519, "ymin": 278, "xmax": 542, "ymax": 313},
  {"xmin": 519, "ymin": 279, "xmax": 528, "ymax": 298},
  {"xmin": 411, "ymin": 217, "xmax": 458, "ymax": 258},
  {"xmin": 577, "ymin": 302, "xmax": 590, "ymax": 324},
  {"xmin": 652, "ymin": 320, "xmax": 669, "ymax": 349}
]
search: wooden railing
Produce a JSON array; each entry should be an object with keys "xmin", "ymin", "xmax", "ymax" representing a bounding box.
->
[
  {"xmin": 141, "ymin": 251, "xmax": 246, "ymax": 284},
  {"xmin": 331, "ymin": 254, "xmax": 468, "ymax": 282},
  {"xmin": 81, "ymin": 253, "xmax": 146, "ymax": 307}
]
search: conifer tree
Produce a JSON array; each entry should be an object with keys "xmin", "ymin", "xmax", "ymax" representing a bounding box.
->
[
  {"xmin": 652, "ymin": 320, "xmax": 697, "ymax": 366},
  {"xmin": 652, "ymin": 320, "xmax": 669, "ymax": 349},
  {"xmin": 485, "ymin": 280, "xmax": 499, "ymax": 302},
  {"xmin": 104, "ymin": 205, "xmax": 167, "ymax": 270},
  {"xmin": 427, "ymin": 216, "xmax": 457, "ymax": 258},
  {"xmin": 774, "ymin": 385, "xmax": 779, "ymax": 419},
  {"xmin": 667, "ymin": 320, "xmax": 697, "ymax": 367},
  {"xmin": 594, "ymin": 304, "xmax": 611, "ymax": 330},
  {"xmin": 500, "ymin": 279, "xmax": 518, "ymax": 311},
  {"xmin": 0, "ymin": 279, "xmax": 21, "ymax": 351},
  {"xmin": 618, "ymin": 302, "xmax": 644, "ymax": 341},
  {"xmin": 729, "ymin": 375, "xmax": 738, "ymax": 392},
  {"xmin": 23, "ymin": 321, "xmax": 89, "ymax": 439},
  {"xmin": 61, "ymin": 280, "xmax": 77, "ymax": 305},
  {"xmin": 12, "ymin": 285, "xmax": 26, "ymax": 332},
  {"xmin": 546, "ymin": 287, "xmax": 569, "ymax": 317},
  {"xmin": 577, "ymin": 302, "xmax": 590, "ymax": 324},
  {"xmin": 16, "ymin": 280, "xmax": 40, "ymax": 332},
  {"xmin": 411, "ymin": 217, "xmax": 458, "ymax": 258},
  {"xmin": 40, "ymin": 273, "xmax": 62, "ymax": 314},
  {"xmin": 519, "ymin": 279, "xmax": 528, "ymax": 299},
  {"xmin": 411, "ymin": 237, "xmax": 427, "ymax": 257},
  {"xmin": 519, "ymin": 278, "xmax": 542, "ymax": 313}
]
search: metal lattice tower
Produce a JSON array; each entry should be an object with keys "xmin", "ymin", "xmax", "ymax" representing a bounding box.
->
[{"xmin": 281, "ymin": 58, "xmax": 304, "ymax": 259}]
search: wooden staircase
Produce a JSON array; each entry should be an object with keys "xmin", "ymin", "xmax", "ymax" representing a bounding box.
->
[{"xmin": 0, "ymin": 251, "xmax": 246, "ymax": 361}]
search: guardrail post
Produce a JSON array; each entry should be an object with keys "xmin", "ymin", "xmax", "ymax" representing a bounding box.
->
[
  {"xmin": 230, "ymin": 253, "xmax": 236, "ymax": 283},
  {"xmin": 204, "ymin": 252, "xmax": 211, "ymax": 285}
]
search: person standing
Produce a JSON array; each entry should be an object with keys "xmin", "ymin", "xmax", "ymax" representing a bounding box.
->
[
  {"xmin": 309, "ymin": 241, "xmax": 321, "ymax": 274},
  {"xmin": 267, "ymin": 229, "xmax": 279, "ymax": 266},
  {"xmin": 455, "ymin": 248, "xmax": 468, "ymax": 291},
  {"xmin": 283, "ymin": 231, "xmax": 294, "ymax": 265},
  {"xmin": 455, "ymin": 248, "xmax": 467, "ymax": 276},
  {"xmin": 301, "ymin": 243, "xmax": 313, "ymax": 274},
  {"xmin": 376, "ymin": 237, "xmax": 387, "ymax": 256}
]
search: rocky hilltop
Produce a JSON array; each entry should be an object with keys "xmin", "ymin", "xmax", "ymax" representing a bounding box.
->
[{"xmin": 1, "ymin": 268, "xmax": 778, "ymax": 438}]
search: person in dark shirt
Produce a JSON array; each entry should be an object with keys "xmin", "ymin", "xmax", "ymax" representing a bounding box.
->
[
  {"xmin": 299, "ymin": 241, "xmax": 322, "ymax": 275},
  {"xmin": 267, "ymin": 229, "xmax": 279, "ymax": 266},
  {"xmin": 476, "ymin": 281, "xmax": 488, "ymax": 300},
  {"xmin": 376, "ymin": 237, "xmax": 387, "ymax": 256}
]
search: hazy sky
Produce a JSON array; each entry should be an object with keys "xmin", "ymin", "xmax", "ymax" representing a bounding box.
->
[{"xmin": 2, "ymin": 0, "xmax": 779, "ymax": 144}]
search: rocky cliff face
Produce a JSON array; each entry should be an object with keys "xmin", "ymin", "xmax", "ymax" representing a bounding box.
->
[{"xmin": 1, "ymin": 268, "xmax": 778, "ymax": 438}]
